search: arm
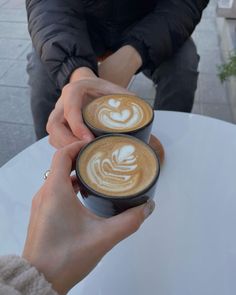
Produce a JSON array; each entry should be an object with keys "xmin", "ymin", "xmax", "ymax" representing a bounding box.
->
[
  {"xmin": 26, "ymin": 0, "xmax": 98, "ymax": 89},
  {"xmin": 95, "ymin": 1, "xmax": 209, "ymax": 88},
  {"xmin": 98, "ymin": 45, "xmax": 142, "ymax": 88},
  {"xmin": 22, "ymin": 142, "xmax": 155, "ymax": 295},
  {"xmin": 70, "ymin": 45, "xmax": 142, "ymax": 88},
  {"xmin": 0, "ymin": 143, "xmax": 154, "ymax": 295},
  {"xmin": 119, "ymin": 0, "xmax": 209, "ymax": 72}
]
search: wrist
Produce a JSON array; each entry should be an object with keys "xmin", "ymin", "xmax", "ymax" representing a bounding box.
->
[
  {"xmin": 70, "ymin": 67, "xmax": 97, "ymax": 82},
  {"xmin": 128, "ymin": 45, "xmax": 142, "ymax": 70},
  {"xmin": 22, "ymin": 252, "xmax": 68, "ymax": 295},
  {"xmin": 98, "ymin": 45, "xmax": 142, "ymax": 87},
  {"xmin": 118, "ymin": 45, "xmax": 142, "ymax": 71}
]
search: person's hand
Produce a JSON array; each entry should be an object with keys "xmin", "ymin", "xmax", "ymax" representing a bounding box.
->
[
  {"xmin": 22, "ymin": 142, "xmax": 155, "ymax": 295},
  {"xmin": 46, "ymin": 77, "xmax": 133, "ymax": 148}
]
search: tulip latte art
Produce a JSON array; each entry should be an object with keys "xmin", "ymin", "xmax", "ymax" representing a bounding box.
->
[
  {"xmin": 77, "ymin": 136, "xmax": 158, "ymax": 197},
  {"xmin": 83, "ymin": 94, "xmax": 153, "ymax": 133}
]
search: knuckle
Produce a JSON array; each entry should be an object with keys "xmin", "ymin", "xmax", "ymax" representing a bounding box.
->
[
  {"xmin": 62, "ymin": 83, "xmax": 70, "ymax": 94},
  {"xmin": 62, "ymin": 83, "xmax": 76, "ymax": 98},
  {"xmin": 128, "ymin": 212, "xmax": 143, "ymax": 232},
  {"xmin": 46, "ymin": 111, "xmax": 56, "ymax": 133},
  {"xmin": 63, "ymin": 101, "xmax": 73, "ymax": 120},
  {"xmin": 64, "ymin": 105, "xmax": 71, "ymax": 119},
  {"xmin": 46, "ymin": 120, "xmax": 51, "ymax": 133}
]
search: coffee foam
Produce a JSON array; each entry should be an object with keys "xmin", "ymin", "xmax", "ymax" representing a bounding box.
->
[
  {"xmin": 78, "ymin": 136, "xmax": 158, "ymax": 197},
  {"xmin": 83, "ymin": 94, "xmax": 153, "ymax": 132}
]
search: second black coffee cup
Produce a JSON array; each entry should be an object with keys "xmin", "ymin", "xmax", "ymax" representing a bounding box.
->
[
  {"xmin": 76, "ymin": 134, "xmax": 160, "ymax": 217},
  {"xmin": 83, "ymin": 94, "xmax": 154, "ymax": 143}
]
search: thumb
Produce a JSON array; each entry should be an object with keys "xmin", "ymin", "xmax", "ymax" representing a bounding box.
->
[{"xmin": 104, "ymin": 200, "xmax": 155, "ymax": 246}]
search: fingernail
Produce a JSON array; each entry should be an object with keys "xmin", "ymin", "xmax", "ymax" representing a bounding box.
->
[{"xmin": 143, "ymin": 200, "xmax": 155, "ymax": 219}]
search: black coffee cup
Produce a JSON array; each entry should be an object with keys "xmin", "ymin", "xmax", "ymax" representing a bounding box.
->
[
  {"xmin": 76, "ymin": 134, "xmax": 160, "ymax": 217},
  {"xmin": 82, "ymin": 94, "xmax": 154, "ymax": 143}
]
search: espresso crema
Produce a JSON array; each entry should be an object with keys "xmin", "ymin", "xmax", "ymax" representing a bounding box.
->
[
  {"xmin": 83, "ymin": 94, "xmax": 153, "ymax": 133},
  {"xmin": 77, "ymin": 136, "xmax": 159, "ymax": 197}
]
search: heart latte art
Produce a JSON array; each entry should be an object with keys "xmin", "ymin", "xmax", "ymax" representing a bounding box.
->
[
  {"xmin": 77, "ymin": 136, "xmax": 158, "ymax": 197},
  {"xmin": 83, "ymin": 94, "xmax": 153, "ymax": 132}
]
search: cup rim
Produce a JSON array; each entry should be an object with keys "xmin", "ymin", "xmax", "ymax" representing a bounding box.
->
[
  {"xmin": 82, "ymin": 94, "xmax": 154, "ymax": 135},
  {"xmin": 76, "ymin": 134, "xmax": 160, "ymax": 200}
]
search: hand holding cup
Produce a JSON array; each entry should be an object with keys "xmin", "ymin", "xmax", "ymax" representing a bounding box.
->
[
  {"xmin": 23, "ymin": 142, "xmax": 155, "ymax": 295},
  {"xmin": 46, "ymin": 78, "xmax": 133, "ymax": 148}
]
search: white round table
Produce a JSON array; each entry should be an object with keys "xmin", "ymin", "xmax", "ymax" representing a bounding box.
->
[{"xmin": 1, "ymin": 111, "xmax": 236, "ymax": 295}]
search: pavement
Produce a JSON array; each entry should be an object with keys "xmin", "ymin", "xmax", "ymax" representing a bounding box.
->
[{"xmin": 0, "ymin": 0, "xmax": 235, "ymax": 167}]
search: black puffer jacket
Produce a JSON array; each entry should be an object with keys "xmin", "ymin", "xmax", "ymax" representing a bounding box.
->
[{"xmin": 26, "ymin": 0, "xmax": 209, "ymax": 89}]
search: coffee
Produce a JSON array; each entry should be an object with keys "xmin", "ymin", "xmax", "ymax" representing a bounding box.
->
[
  {"xmin": 83, "ymin": 94, "xmax": 153, "ymax": 134},
  {"xmin": 77, "ymin": 135, "xmax": 159, "ymax": 198}
]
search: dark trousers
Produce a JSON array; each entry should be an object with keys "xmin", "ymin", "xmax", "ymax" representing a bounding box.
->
[{"xmin": 27, "ymin": 38, "xmax": 199, "ymax": 139}]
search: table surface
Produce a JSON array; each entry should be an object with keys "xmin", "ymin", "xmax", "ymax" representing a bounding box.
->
[{"xmin": 1, "ymin": 111, "xmax": 236, "ymax": 295}]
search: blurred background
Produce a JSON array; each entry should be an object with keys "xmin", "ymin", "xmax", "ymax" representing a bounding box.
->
[{"xmin": 0, "ymin": 0, "xmax": 236, "ymax": 167}]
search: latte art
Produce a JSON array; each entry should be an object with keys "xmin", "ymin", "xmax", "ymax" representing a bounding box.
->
[
  {"xmin": 87, "ymin": 145, "xmax": 139, "ymax": 193},
  {"xmin": 77, "ymin": 136, "xmax": 159, "ymax": 197},
  {"xmin": 83, "ymin": 94, "xmax": 153, "ymax": 133},
  {"xmin": 98, "ymin": 98, "xmax": 144, "ymax": 130}
]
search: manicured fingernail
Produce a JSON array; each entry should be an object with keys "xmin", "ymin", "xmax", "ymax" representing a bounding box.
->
[{"xmin": 143, "ymin": 200, "xmax": 155, "ymax": 219}]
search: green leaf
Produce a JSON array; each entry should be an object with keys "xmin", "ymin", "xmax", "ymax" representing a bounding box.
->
[{"xmin": 217, "ymin": 52, "xmax": 236, "ymax": 82}]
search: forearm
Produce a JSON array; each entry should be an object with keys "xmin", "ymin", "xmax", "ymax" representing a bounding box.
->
[
  {"xmin": 70, "ymin": 67, "xmax": 97, "ymax": 82},
  {"xmin": 98, "ymin": 45, "xmax": 142, "ymax": 88},
  {"xmin": 69, "ymin": 45, "xmax": 142, "ymax": 88}
]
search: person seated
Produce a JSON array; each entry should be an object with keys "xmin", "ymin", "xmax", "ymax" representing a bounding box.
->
[{"xmin": 26, "ymin": 0, "xmax": 209, "ymax": 142}]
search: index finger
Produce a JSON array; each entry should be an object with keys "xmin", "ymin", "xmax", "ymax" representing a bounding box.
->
[
  {"xmin": 47, "ymin": 108, "xmax": 80, "ymax": 148},
  {"xmin": 65, "ymin": 107, "xmax": 94, "ymax": 141},
  {"xmin": 63, "ymin": 88, "xmax": 94, "ymax": 141},
  {"xmin": 49, "ymin": 141, "xmax": 87, "ymax": 181}
]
